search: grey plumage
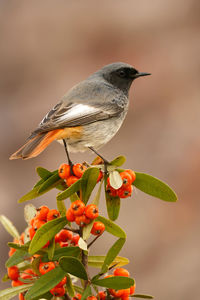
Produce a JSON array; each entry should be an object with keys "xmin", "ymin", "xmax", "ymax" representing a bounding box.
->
[{"xmin": 10, "ymin": 62, "xmax": 150, "ymax": 159}]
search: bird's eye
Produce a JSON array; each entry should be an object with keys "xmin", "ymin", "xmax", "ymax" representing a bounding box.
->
[{"xmin": 118, "ymin": 70, "xmax": 126, "ymax": 78}]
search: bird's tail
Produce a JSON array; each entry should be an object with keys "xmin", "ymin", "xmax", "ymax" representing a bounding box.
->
[{"xmin": 9, "ymin": 129, "xmax": 63, "ymax": 160}]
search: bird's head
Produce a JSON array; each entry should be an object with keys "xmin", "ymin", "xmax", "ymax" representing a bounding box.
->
[{"xmin": 97, "ymin": 62, "xmax": 151, "ymax": 94}]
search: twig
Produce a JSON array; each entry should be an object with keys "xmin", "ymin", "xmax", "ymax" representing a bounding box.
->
[{"xmin": 88, "ymin": 235, "xmax": 101, "ymax": 248}]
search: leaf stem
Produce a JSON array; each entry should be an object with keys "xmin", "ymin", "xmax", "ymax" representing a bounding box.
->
[{"xmin": 88, "ymin": 235, "xmax": 101, "ymax": 248}]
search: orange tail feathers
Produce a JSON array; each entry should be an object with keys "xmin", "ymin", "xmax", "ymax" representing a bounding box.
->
[{"xmin": 9, "ymin": 129, "xmax": 64, "ymax": 160}]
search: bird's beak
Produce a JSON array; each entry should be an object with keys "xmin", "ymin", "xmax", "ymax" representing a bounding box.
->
[{"xmin": 135, "ymin": 72, "xmax": 151, "ymax": 78}]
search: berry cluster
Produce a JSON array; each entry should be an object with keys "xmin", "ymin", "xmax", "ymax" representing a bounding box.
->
[
  {"xmin": 38, "ymin": 261, "xmax": 67, "ymax": 296},
  {"xmin": 72, "ymin": 268, "xmax": 135, "ymax": 300},
  {"xmin": 66, "ymin": 200, "xmax": 105, "ymax": 235},
  {"xmin": 28, "ymin": 205, "xmax": 80, "ymax": 247},
  {"xmin": 106, "ymin": 170, "xmax": 136, "ymax": 198},
  {"xmin": 106, "ymin": 268, "xmax": 135, "ymax": 300},
  {"xmin": 59, "ymin": 163, "xmax": 103, "ymax": 186}
]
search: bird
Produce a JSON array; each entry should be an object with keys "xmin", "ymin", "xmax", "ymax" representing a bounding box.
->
[{"xmin": 10, "ymin": 62, "xmax": 150, "ymax": 165}]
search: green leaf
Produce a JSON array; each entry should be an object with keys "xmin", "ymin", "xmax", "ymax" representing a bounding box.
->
[
  {"xmin": 57, "ymin": 199, "xmax": 67, "ymax": 217},
  {"xmin": 104, "ymin": 174, "xmax": 120, "ymax": 221},
  {"xmin": 88, "ymin": 255, "xmax": 129, "ymax": 268},
  {"xmin": 0, "ymin": 215, "xmax": 20, "ymax": 239},
  {"xmin": 82, "ymin": 219, "xmax": 95, "ymax": 241},
  {"xmin": 81, "ymin": 168, "xmax": 100, "ymax": 204},
  {"xmin": 66, "ymin": 274, "xmax": 75, "ymax": 297},
  {"xmin": 92, "ymin": 180, "xmax": 102, "ymax": 206},
  {"xmin": 81, "ymin": 285, "xmax": 92, "ymax": 300},
  {"xmin": 92, "ymin": 276, "xmax": 134, "ymax": 289},
  {"xmin": 47, "ymin": 238, "xmax": 55, "ymax": 261},
  {"xmin": 105, "ymin": 193, "xmax": 120, "ymax": 221},
  {"xmin": 57, "ymin": 179, "xmax": 81, "ymax": 201},
  {"xmin": 32, "ymin": 291, "xmax": 52, "ymax": 300},
  {"xmin": 134, "ymin": 172, "xmax": 177, "ymax": 202},
  {"xmin": 18, "ymin": 187, "xmax": 40, "ymax": 203},
  {"xmin": 35, "ymin": 167, "xmax": 67, "ymax": 191},
  {"xmin": 7, "ymin": 242, "xmax": 29, "ymax": 251},
  {"xmin": 29, "ymin": 217, "xmax": 67, "ymax": 255},
  {"xmin": 70, "ymin": 193, "xmax": 80, "ymax": 202},
  {"xmin": 19, "ymin": 173, "xmax": 63, "ymax": 203},
  {"xmin": 25, "ymin": 267, "xmax": 66, "ymax": 300},
  {"xmin": 101, "ymin": 238, "xmax": 125, "ymax": 273},
  {"xmin": 1, "ymin": 274, "xmax": 9, "ymax": 282},
  {"xmin": 42, "ymin": 246, "xmax": 81, "ymax": 262},
  {"xmin": 96, "ymin": 216, "xmax": 126, "ymax": 238},
  {"xmin": 73, "ymin": 285, "xmax": 84, "ymax": 294},
  {"xmin": 59, "ymin": 256, "xmax": 88, "ymax": 280},
  {"xmin": 6, "ymin": 249, "xmax": 31, "ymax": 268},
  {"xmin": 36, "ymin": 167, "xmax": 52, "ymax": 179},
  {"xmin": 31, "ymin": 255, "xmax": 41, "ymax": 276},
  {"xmin": 0, "ymin": 284, "xmax": 33, "ymax": 300},
  {"xmin": 109, "ymin": 156, "xmax": 126, "ymax": 167},
  {"xmin": 132, "ymin": 294, "xmax": 154, "ymax": 299},
  {"xmin": 37, "ymin": 172, "xmax": 61, "ymax": 193}
]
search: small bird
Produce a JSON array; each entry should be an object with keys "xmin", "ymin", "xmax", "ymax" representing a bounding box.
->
[{"xmin": 10, "ymin": 62, "xmax": 150, "ymax": 165}]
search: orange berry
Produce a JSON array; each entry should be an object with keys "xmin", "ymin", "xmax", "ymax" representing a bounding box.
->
[
  {"xmin": 87, "ymin": 297, "xmax": 97, "ymax": 300},
  {"xmin": 58, "ymin": 163, "xmax": 71, "ymax": 180},
  {"xmin": 30, "ymin": 216, "xmax": 37, "ymax": 227},
  {"xmin": 121, "ymin": 296, "xmax": 129, "ymax": 300},
  {"xmin": 71, "ymin": 235, "xmax": 80, "ymax": 246},
  {"xmin": 73, "ymin": 293, "xmax": 82, "ymax": 300},
  {"xmin": 98, "ymin": 291, "xmax": 106, "ymax": 300},
  {"xmin": 97, "ymin": 170, "xmax": 103, "ymax": 183},
  {"xmin": 130, "ymin": 284, "xmax": 136, "ymax": 295},
  {"xmin": 39, "ymin": 262, "xmax": 55, "ymax": 275},
  {"xmin": 8, "ymin": 266, "xmax": 19, "ymax": 281},
  {"xmin": 75, "ymin": 215, "xmax": 90, "ymax": 226},
  {"xmin": 33, "ymin": 219, "xmax": 46, "ymax": 231},
  {"xmin": 59, "ymin": 229, "xmax": 73, "ymax": 241},
  {"xmin": 21, "ymin": 269, "xmax": 35, "ymax": 280},
  {"xmin": 59, "ymin": 241, "xmax": 69, "ymax": 247},
  {"xmin": 91, "ymin": 222, "xmax": 105, "ymax": 235},
  {"xmin": 109, "ymin": 288, "xmax": 130, "ymax": 298},
  {"xmin": 11, "ymin": 280, "xmax": 23, "ymax": 287},
  {"xmin": 50, "ymin": 286, "xmax": 65, "ymax": 297},
  {"xmin": 66, "ymin": 176, "xmax": 79, "ymax": 187},
  {"xmin": 66, "ymin": 208, "xmax": 76, "ymax": 222},
  {"xmin": 73, "ymin": 163, "xmax": 87, "ymax": 178},
  {"xmin": 120, "ymin": 171, "xmax": 132, "ymax": 187},
  {"xmin": 28, "ymin": 227, "xmax": 36, "ymax": 240},
  {"xmin": 117, "ymin": 185, "xmax": 133, "ymax": 198},
  {"xmin": 113, "ymin": 268, "xmax": 130, "ymax": 277},
  {"xmin": 47, "ymin": 209, "xmax": 60, "ymax": 221},
  {"xmin": 85, "ymin": 204, "xmax": 99, "ymax": 219},
  {"xmin": 106, "ymin": 184, "xmax": 118, "ymax": 197},
  {"xmin": 9, "ymin": 248, "xmax": 16, "ymax": 256},
  {"xmin": 71, "ymin": 200, "xmax": 85, "ymax": 216},
  {"xmin": 19, "ymin": 293, "xmax": 25, "ymax": 300},
  {"xmin": 125, "ymin": 169, "xmax": 136, "ymax": 183},
  {"xmin": 36, "ymin": 205, "xmax": 50, "ymax": 221},
  {"xmin": 55, "ymin": 276, "xmax": 67, "ymax": 288}
]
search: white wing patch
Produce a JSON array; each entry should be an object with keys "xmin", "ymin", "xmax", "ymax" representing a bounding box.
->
[{"xmin": 57, "ymin": 104, "xmax": 100, "ymax": 122}]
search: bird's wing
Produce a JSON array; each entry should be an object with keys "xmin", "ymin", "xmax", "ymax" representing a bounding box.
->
[
  {"xmin": 30, "ymin": 98, "xmax": 124, "ymax": 138},
  {"xmin": 29, "ymin": 80, "xmax": 127, "ymax": 138}
]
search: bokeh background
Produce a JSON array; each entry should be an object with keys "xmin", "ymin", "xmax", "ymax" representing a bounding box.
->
[{"xmin": 0, "ymin": 0, "xmax": 200, "ymax": 299}]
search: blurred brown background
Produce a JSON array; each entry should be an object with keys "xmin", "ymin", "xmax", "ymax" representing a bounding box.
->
[{"xmin": 0, "ymin": 0, "xmax": 200, "ymax": 299}]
